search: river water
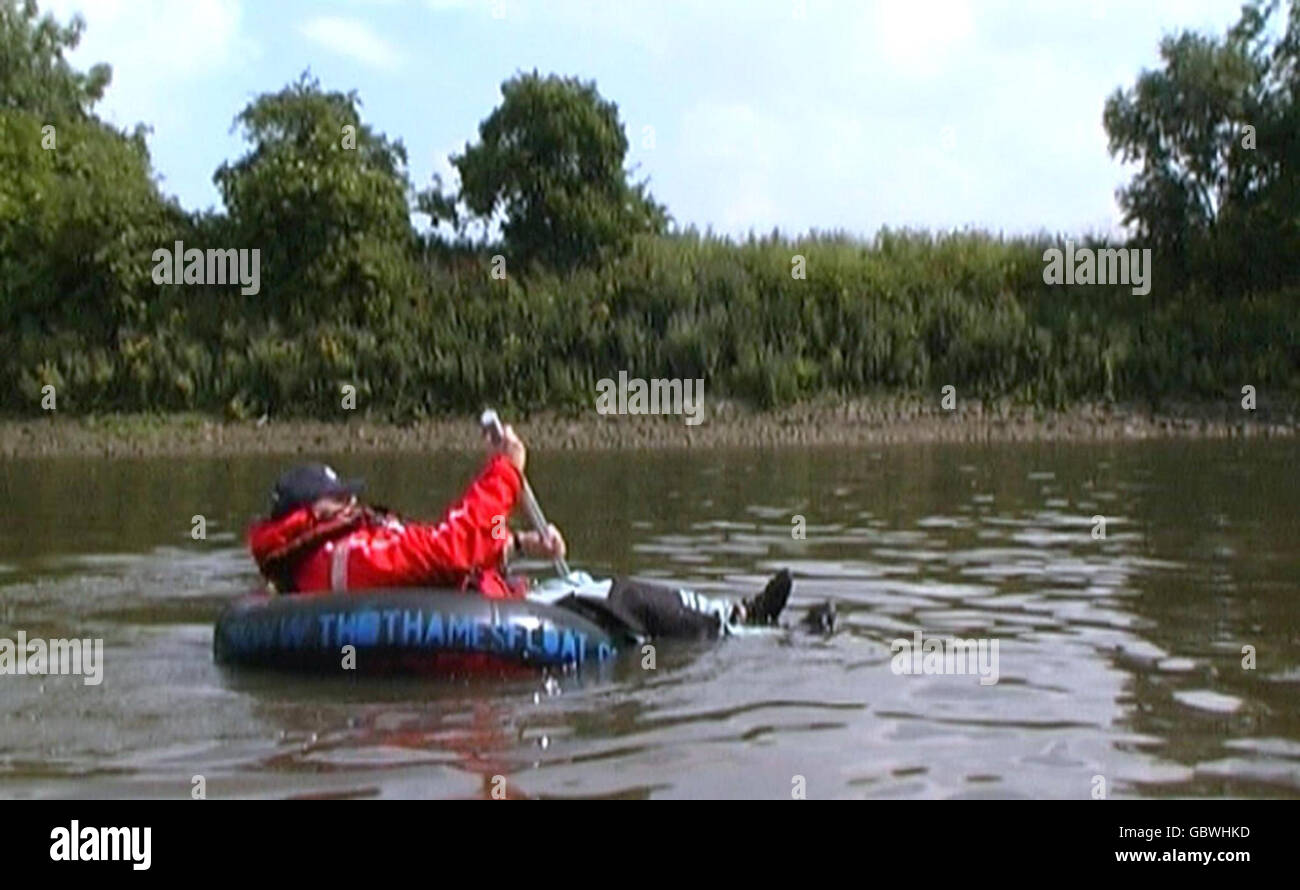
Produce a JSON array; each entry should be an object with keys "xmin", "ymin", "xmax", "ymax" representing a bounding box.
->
[{"xmin": 0, "ymin": 439, "xmax": 1296, "ymax": 799}]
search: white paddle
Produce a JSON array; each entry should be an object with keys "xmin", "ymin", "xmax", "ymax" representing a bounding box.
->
[{"xmin": 480, "ymin": 409, "xmax": 571, "ymax": 578}]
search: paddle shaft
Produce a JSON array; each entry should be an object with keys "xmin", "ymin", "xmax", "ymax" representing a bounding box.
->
[{"xmin": 479, "ymin": 410, "xmax": 571, "ymax": 578}]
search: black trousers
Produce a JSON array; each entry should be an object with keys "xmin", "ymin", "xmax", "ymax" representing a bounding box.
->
[{"xmin": 554, "ymin": 577, "xmax": 732, "ymax": 642}]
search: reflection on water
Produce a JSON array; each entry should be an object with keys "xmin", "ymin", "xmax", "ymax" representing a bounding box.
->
[{"xmin": 0, "ymin": 439, "xmax": 1296, "ymax": 799}]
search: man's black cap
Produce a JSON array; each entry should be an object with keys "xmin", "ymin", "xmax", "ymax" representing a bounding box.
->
[{"xmin": 270, "ymin": 463, "xmax": 364, "ymax": 519}]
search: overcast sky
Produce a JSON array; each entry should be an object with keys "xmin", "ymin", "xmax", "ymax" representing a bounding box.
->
[{"xmin": 45, "ymin": 0, "xmax": 1249, "ymax": 239}]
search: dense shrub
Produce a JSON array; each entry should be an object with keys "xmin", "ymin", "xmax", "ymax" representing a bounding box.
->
[{"xmin": 5, "ymin": 228, "xmax": 1298, "ymax": 418}]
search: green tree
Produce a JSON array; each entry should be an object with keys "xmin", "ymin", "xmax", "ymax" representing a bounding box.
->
[
  {"xmin": 452, "ymin": 71, "xmax": 667, "ymax": 271},
  {"xmin": 0, "ymin": 0, "xmax": 177, "ymax": 344},
  {"xmin": 1104, "ymin": 0, "xmax": 1300, "ymax": 289},
  {"xmin": 0, "ymin": 0, "xmax": 109, "ymax": 120},
  {"xmin": 215, "ymin": 73, "xmax": 417, "ymax": 325}
]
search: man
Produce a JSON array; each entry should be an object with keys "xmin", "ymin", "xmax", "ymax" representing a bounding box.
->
[{"xmin": 247, "ymin": 423, "xmax": 792, "ymax": 641}]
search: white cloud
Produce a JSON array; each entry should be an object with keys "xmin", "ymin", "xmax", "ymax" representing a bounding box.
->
[
  {"xmin": 682, "ymin": 103, "xmax": 783, "ymax": 166},
  {"xmin": 300, "ymin": 16, "xmax": 406, "ymax": 72},
  {"xmin": 42, "ymin": 0, "xmax": 246, "ymax": 143},
  {"xmin": 675, "ymin": 102, "xmax": 791, "ymax": 232},
  {"xmin": 46, "ymin": 0, "xmax": 243, "ymax": 79},
  {"xmin": 864, "ymin": 0, "xmax": 976, "ymax": 81}
]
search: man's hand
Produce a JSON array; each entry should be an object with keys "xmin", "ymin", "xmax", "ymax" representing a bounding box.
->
[
  {"xmin": 517, "ymin": 524, "xmax": 566, "ymax": 561},
  {"xmin": 487, "ymin": 423, "xmax": 526, "ymax": 474}
]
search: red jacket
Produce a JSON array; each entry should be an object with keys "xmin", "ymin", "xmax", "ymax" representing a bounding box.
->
[{"xmin": 247, "ymin": 455, "xmax": 526, "ymax": 599}]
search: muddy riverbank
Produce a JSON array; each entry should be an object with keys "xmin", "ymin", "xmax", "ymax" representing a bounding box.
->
[{"xmin": 1, "ymin": 397, "xmax": 1294, "ymax": 458}]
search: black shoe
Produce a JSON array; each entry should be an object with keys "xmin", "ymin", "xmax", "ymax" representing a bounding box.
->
[
  {"xmin": 740, "ymin": 569, "xmax": 793, "ymax": 626},
  {"xmin": 801, "ymin": 599, "xmax": 838, "ymax": 635}
]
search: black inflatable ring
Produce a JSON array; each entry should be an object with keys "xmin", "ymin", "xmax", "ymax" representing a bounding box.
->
[{"xmin": 214, "ymin": 589, "xmax": 621, "ymax": 675}]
